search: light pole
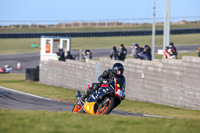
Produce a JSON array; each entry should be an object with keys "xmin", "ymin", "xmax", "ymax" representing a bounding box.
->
[
  {"xmin": 152, "ymin": 0, "xmax": 156, "ymax": 60},
  {"xmin": 163, "ymin": 0, "xmax": 170, "ymax": 58}
]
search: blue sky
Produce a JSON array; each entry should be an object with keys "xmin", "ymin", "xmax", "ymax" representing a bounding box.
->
[{"xmin": 0, "ymin": 0, "xmax": 199, "ymax": 21}]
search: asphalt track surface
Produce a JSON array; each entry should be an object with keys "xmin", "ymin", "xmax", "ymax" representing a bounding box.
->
[
  {"xmin": 0, "ymin": 45, "xmax": 199, "ymax": 73},
  {"xmin": 0, "ymin": 86, "xmax": 170, "ymax": 118}
]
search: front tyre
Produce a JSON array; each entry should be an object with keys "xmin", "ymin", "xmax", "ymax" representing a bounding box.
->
[
  {"xmin": 96, "ymin": 97, "xmax": 115, "ymax": 115},
  {"xmin": 72, "ymin": 102, "xmax": 85, "ymax": 113}
]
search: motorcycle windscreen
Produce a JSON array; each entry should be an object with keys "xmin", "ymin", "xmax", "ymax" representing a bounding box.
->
[{"xmin": 83, "ymin": 101, "xmax": 96, "ymax": 115}]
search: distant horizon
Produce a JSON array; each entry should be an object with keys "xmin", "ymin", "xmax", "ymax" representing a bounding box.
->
[
  {"xmin": 1, "ymin": 0, "xmax": 199, "ymax": 25},
  {"xmin": 1, "ymin": 16, "xmax": 199, "ymax": 26}
]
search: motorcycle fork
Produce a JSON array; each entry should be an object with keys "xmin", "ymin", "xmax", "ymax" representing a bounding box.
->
[{"xmin": 99, "ymin": 97, "xmax": 109, "ymax": 108}]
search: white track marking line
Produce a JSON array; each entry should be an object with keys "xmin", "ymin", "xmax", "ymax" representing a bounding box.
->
[
  {"xmin": 0, "ymin": 86, "xmax": 52, "ymax": 101},
  {"xmin": 0, "ymin": 86, "xmax": 173, "ymax": 118}
]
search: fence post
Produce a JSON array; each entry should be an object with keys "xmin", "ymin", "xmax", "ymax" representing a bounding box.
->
[
  {"xmin": 79, "ymin": 49, "xmax": 82, "ymax": 61},
  {"xmin": 199, "ymin": 16, "xmax": 200, "ymax": 23},
  {"xmin": 46, "ymin": 21, "xmax": 48, "ymax": 28},
  {"xmin": 96, "ymin": 20, "xmax": 98, "ymax": 27},
  {"xmin": 20, "ymin": 21, "xmax": 22, "ymax": 29},
  {"xmin": 105, "ymin": 20, "xmax": 108, "ymax": 27},
  {"xmin": 2, "ymin": 21, "xmax": 4, "ymax": 29},
  {"xmin": 54, "ymin": 22, "xmax": 56, "ymax": 28},
  {"xmin": 95, "ymin": 62, "xmax": 99, "ymax": 82},
  {"xmin": 80, "ymin": 21, "xmax": 82, "ymax": 27}
]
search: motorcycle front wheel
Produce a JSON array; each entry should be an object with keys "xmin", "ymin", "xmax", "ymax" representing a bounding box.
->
[
  {"xmin": 96, "ymin": 97, "xmax": 115, "ymax": 115},
  {"xmin": 72, "ymin": 102, "xmax": 85, "ymax": 113}
]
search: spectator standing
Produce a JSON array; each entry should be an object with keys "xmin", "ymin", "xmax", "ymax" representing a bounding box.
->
[
  {"xmin": 81, "ymin": 49, "xmax": 86, "ymax": 62},
  {"xmin": 85, "ymin": 49, "xmax": 93, "ymax": 62},
  {"xmin": 133, "ymin": 43, "xmax": 141, "ymax": 59},
  {"xmin": 130, "ymin": 43, "xmax": 137, "ymax": 58},
  {"xmin": 164, "ymin": 46, "xmax": 175, "ymax": 59},
  {"xmin": 66, "ymin": 51, "xmax": 73, "ymax": 60},
  {"xmin": 197, "ymin": 45, "xmax": 200, "ymax": 57},
  {"xmin": 169, "ymin": 42, "xmax": 178, "ymax": 59},
  {"xmin": 57, "ymin": 49, "xmax": 65, "ymax": 61},
  {"xmin": 144, "ymin": 45, "xmax": 152, "ymax": 60},
  {"xmin": 138, "ymin": 47, "xmax": 145, "ymax": 60},
  {"xmin": 110, "ymin": 46, "xmax": 120, "ymax": 60},
  {"xmin": 119, "ymin": 44, "xmax": 127, "ymax": 61}
]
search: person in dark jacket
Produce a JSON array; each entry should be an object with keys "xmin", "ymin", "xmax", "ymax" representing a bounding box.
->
[
  {"xmin": 110, "ymin": 46, "xmax": 120, "ymax": 60},
  {"xmin": 57, "ymin": 49, "xmax": 65, "ymax": 61},
  {"xmin": 81, "ymin": 63, "xmax": 126, "ymax": 102},
  {"xmin": 133, "ymin": 43, "xmax": 141, "ymax": 59},
  {"xmin": 143, "ymin": 45, "xmax": 152, "ymax": 60},
  {"xmin": 66, "ymin": 51, "xmax": 73, "ymax": 60},
  {"xmin": 119, "ymin": 44, "xmax": 127, "ymax": 61},
  {"xmin": 169, "ymin": 42, "xmax": 178, "ymax": 59}
]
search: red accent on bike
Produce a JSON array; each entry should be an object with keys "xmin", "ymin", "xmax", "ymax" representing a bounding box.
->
[
  {"xmin": 87, "ymin": 83, "xmax": 92, "ymax": 90},
  {"xmin": 72, "ymin": 104, "xmax": 82, "ymax": 113},
  {"xmin": 114, "ymin": 77, "xmax": 120, "ymax": 91},
  {"xmin": 101, "ymin": 84, "xmax": 109, "ymax": 87}
]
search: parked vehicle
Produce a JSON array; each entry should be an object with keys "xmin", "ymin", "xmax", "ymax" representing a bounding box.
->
[{"xmin": 0, "ymin": 65, "xmax": 12, "ymax": 73}]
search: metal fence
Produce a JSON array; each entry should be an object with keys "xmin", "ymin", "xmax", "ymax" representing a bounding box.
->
[
  {"xmin": 0, "ymin": 28, "xmax": 200, "ymax": 38},
  {"xmin": 0, "ymin": 16, "xmax": 199, "ymax": 29}
]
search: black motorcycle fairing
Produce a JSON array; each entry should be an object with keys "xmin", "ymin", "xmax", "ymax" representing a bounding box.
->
[{"xmin": 87, "ymin": 85, "xmax": 115, "ymax": 103}]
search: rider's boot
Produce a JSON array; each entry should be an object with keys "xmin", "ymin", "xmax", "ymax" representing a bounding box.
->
[
  {"xmin": 81, "ymin": 90, "xmax": 90, "ymax": 103},
  {"xmin": 81, "ymin": 83, "xmax": 100, "ymax": 103}
]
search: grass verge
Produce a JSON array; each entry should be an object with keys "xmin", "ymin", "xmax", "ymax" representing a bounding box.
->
[
  {"xmin": 0, "ymin": 74, "xmax": 200, "ymax": 120},
  {"xmin": 0, "ymin": 74, "xmax": 200, "ymax": 133},
  {"xmin": 0, "ymin": 34, "xmax": 200, "ymax": 54},
  {"xmin": 0, "ymin": 109, "xmax": 200, "ymax": 133}
]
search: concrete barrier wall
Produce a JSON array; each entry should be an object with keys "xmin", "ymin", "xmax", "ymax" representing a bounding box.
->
[
  {"xmin": 40, "ymin": 56, "xmax": 200, "ymax": 110},
  {"xmin": 40, "ymin": 60, "xmax": 97, "ymax": 91}
]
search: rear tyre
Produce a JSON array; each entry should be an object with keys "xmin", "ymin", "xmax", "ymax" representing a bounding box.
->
[
  {"xmin": 72, "ymin": 102, "xmax": 85, "ymax": 113},
  {"xmin": 96, "ymin": 97, "xmax": 115, "ymax": 115}
]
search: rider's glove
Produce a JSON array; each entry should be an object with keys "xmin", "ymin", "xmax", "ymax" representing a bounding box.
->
[{"xmin": 121, "ymin": 92, "xmax": 126, "ymax": 100}]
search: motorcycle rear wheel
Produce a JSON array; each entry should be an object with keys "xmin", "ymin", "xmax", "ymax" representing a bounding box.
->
[
  {"xmin": 72, "ymin": 102, "xmax": 85, "ymax": 113},
  {"xmin": 96, "ymin": 98, "xmax": 115, "ymax": 115}
]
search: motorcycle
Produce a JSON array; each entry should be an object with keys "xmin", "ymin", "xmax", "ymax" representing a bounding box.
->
[
  {"xmin": 72, "ymin": 82, "xmax": 125, "ymax": 115},
  {"xmin": 0, "ymin": 65, "xmax": 12, "ymax": 74}
]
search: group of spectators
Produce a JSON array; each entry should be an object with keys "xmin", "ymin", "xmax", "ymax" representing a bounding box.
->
[
  {"xmin": 130, "ymin": 43, "xmax": 152, "ymax": 61},
  {"xmin": 57, "ymin": 41, "xmax": 180, "ymax": 62},
  {"xmin": 56, "ymin": 49, "xmax": 74, "ymax": 61},
  {"xmin": 110, "ymin": 43, "xmax": 152, "ymax": 61},
  {"xmin": 110, "ymin": 42, "xmax": 179, "ymax": 61},
  {"xmin": 110, "ymin": 44, "xmax": 127, "ymax": 61}
]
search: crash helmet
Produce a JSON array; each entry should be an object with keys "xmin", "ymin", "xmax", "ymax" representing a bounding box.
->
[{"xmin": 112, "ymin": 63, "xmax": 124, "ymax": 76}]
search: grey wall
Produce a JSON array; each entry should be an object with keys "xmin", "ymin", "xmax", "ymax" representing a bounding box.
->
[{"xmin": 40, "ymin": 56, "xmax": 200, "ymax": 110}]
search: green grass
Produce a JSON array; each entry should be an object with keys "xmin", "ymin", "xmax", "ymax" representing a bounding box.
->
[
  {"xmin": 0, "ymin": 74, "xmax": 200, "ymax": 120},
  {"xmin": 0, "ymin": 34, "xmax": 200, "ymax": 54},
  {"xmin": 1, "ymin": 74, "xmax": 200, "ymax": 133},
  {"xmin": 0, "ymin": 38, "xmax": 40, "ymax": 54},
  {"xmin": 0, "ymin": 109, "xmax": 200, "ymax": 133}
]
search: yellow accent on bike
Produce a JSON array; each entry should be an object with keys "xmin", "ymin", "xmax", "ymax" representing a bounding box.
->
[
  {"xmin": 83, "ymin": 101, "xmax": 96, "ymax": 115},
  {"xmin": 117, "ymin": 84, "xmax": 120, "ymax": 87}
]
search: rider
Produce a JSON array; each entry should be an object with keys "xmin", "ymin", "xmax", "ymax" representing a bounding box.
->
[{"xmin": 81, "ymin": 63, "xmax": 126, "ymax": 102}]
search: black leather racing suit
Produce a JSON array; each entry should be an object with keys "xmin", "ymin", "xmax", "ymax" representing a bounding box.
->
[{"xmin": 81, "ymin": 69, "xmax": 126, "ymax": 101}]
